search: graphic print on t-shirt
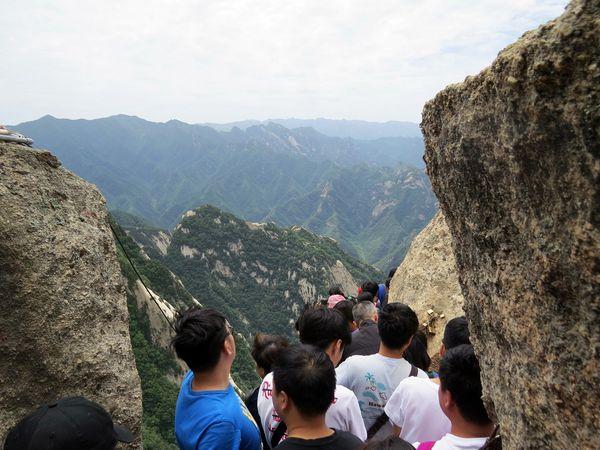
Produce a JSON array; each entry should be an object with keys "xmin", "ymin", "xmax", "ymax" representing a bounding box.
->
[{"xmin": 360, "ymin": 372, "xmax": 388, "ymax": 414}]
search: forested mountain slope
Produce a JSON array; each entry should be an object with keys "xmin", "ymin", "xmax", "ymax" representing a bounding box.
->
[{"xmin": 14, "ymin": 115, "xmax": 434, "ymax": 267}]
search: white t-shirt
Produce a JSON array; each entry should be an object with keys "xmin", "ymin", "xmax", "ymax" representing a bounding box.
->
[
  {"xmin": 256, "ymin": 372, "xmax": 367, "ymax": 447},
  {"xmin": 336, "ymin": 354, "xmax": 428, "ymax": 435},
  {"xmin": 414, "ymin": 433, "xmax": 488, "ymax": 450},
  {"xmin": 385, "ymin": 376, "xmax": 450, "ymax": 443}
]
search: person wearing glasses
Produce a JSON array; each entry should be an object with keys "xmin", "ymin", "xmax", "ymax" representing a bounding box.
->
[{"xmin": 172, "ymin": 307, "xmax": 261, "ymax": 450}]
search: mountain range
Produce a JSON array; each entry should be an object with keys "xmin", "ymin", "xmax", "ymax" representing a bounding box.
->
[{"xmin": 14, "ymin": 114, "xmax": 436, "ymax": 268}]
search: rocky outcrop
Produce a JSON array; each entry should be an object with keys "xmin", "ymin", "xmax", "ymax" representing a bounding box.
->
[
  {"xmin": 0, "ymin": 143, "xmax": 142, "ymax": 446},
  {"xmin": 388, "ymin": 211, "xmax": 464, "ymax": 356},
  {"xmin": 421, "ymin": 1, "xmax": 599, "ymax": 447}
]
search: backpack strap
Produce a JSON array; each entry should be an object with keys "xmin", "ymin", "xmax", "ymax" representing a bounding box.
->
[
  {"xmin": 417, "ymin": 442, "xmax": 436, "ymax": 450},
  {"xmin": 270, "ymin": 421, "xmax": 287, "ymax": 448},
  {"xmin": 409, "ymin": 364, "xmax": 418, "ymax": 377},
  {"xmin": 366, "ymin": 411, "xmax": 389, "ymax": 439}
]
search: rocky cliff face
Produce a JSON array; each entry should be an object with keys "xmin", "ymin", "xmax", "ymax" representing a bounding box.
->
[
  {"xmin": 388, "ymin": 211, "xmax": 464, "ymax": 357},
  {"xmin": 0, "ymin": 143, "xmax": 142, "ymax": 446},
  {"xmin": 421, "ymin": 0, "xmax": 599, "ymax": 447}
]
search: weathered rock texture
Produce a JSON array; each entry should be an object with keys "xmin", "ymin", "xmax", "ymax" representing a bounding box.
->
[
  {"xmin": 388, "ymin": 211, "xmax": 464, "ymax": 356},
  {"xmin": 421, "ymin": 1, "xmax": 599, "ymax": 447},
  {"xmin": 0, "ymin": 143, "xmax": 143, "ymax": 446}
]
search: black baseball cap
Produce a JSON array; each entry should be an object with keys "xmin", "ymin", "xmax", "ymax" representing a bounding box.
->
[{"xmin": 4, "ymin": 396, "xmax": 135, "ymax": 450}]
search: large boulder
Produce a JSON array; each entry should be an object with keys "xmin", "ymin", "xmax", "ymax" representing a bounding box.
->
[
  {"xmin": 0, "ymin": 143, "xmax": 143, "ymax": 446},
  {"xmin": 421, "ymin": 0, "xmax": 599, "ymax": 447},
  {"xmin": 388, "ymin": 211, "xmax": 464, "ymax": 357}
]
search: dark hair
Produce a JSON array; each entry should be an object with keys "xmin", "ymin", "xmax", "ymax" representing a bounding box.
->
[
  {"xmin": 388, "ymin": 267, "xmax": 397, "ymax": 279},
  {"xmin": 356, "ymin": 292, "xmax": 375, "ymax": 304},
  {"xmin": 443, "ymin": 316, "xmax": 471, "ymax": 349},
  {"xmin": 378, "ymin": 303, "xmax": 418, "ymax": 349},
  {"xmin": 251, "ymin": 333, "xmax": 289, "ymax": 374},
  {"xmin": 333, "ymin": 300, "xmax": 355, "ymax": 327},
  {"xmin": 272, "ymin": 344, "xmax": 335, "ymax": 417},
  {"xmin": 297, "ymin": 307, "xmax": 352, "ymax": 350},
  {"xmin": 361, "ymin": 281, "xmax": 379, "ymax": 298},
  {"xmin": 171, "ymin": 307, "xmax": 229, "ymax": 372},
  {"xmin": 360, "ymin": 435, "xmax": 415, "ymax": 450},
  {"xmin": 385, "ymin": 277, "xmax": 393, "ymax": 289},
  {"xmin": 328, "ymin": 285, "xmax": 345, "ymax": 297},
  {"xmin": 439, "ymin": 344, "xmax": 491, "ymax": 425},
  {"xmin": 403, "ymin": 330, "xmax": 431, "ymax": 371}
]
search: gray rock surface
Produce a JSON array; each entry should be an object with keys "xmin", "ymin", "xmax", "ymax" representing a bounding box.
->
[
  {"xmin": 0, "ymin": 143, "xmax": 142, "ymax": 446},
  {"xmin": 421, "ymin": 0, "xmax": 599, "ymax": 447},
  {"xmin": 388, "ymin": 211, "xmax": 464, "ymax": 358}
]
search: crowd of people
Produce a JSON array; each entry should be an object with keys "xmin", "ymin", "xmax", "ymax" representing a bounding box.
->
[{"xmin": 3, "ymin": 277, "xmax": 501, "ymax": 450}]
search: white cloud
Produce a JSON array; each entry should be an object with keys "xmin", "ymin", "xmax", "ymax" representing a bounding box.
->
[{"xmin": 0, "ymin": 0, "xmax": 568, "ymax": 124}]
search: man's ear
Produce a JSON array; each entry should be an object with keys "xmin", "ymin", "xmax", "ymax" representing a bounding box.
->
[
  {"xmin": 277, "ymin": 390, "xmax": 290, "ymax": 412},
  {"xmin": 440, "ymin": 344, "xmax": 446, "ymax": 357},
  {"xmin": 223, "ymin": 335, "xmax": 235, "ymax": 356}
]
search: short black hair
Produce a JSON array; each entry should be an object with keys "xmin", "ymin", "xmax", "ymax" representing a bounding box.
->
[
  {"xmin": 356, "ymin": 292, "xmax": 374, "ymax": 304},
  {"xmin": 443, "ymin": 316, "xmax": 471, "ymax": 349},
  {"xmin": 171, "ymin": 307, "xmax": 229, "ymax": 372},
  {"xmin": 385, "ymin": 277, "xmax": 393, "ymax": 289},
  {"xmin": 403, "ymin": 330, "xmax": 431, "ymax": 372},
  {"xmin": 333, "ymin": 300, "xmax": 355, "ymax": 326},
  {"xmin": 359, "ymin": 435, "xmax": 415, "ymax": 450},
  {"xmin": 297, "ymin": 307, "xmax": 352, "ymax": 350},
  {"xmin": 378, "ymin": 303, "xmax": 418, "ymax": 349},
  {"xmin": 388, "ymin": 267, "xmax": 397, "ymax": 279},
  {"xmin": 272, "ymin": 344, "xmax": 335, "ymax": 417},
  {"xmin": 328, "ymin": 285, "xmax": 345, "ymax": 296},
  {"xmin": 251, "ymin": 333, "xmax": 289, "ymax": 374},
  {"xmin": 439, "ymin": 344, "xmax": 491, "ymax": 425},
  {"xmin": 361, "ymin": 281, "xmax": 379, "ymax": 297}
]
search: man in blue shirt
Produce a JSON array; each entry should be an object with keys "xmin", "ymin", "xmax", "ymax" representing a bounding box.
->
[{"xmin": 172, "ymin": 307, "xmax": 261, "ymax": 450}]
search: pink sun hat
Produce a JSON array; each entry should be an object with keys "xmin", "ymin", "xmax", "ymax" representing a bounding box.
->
[{"xmin": 327, "ymin": 294, "xmax": 346, "ymax": 308}]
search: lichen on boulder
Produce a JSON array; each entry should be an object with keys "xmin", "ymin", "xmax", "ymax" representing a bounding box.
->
[
  {"xmin": 0, "ymin": 143, "xmax": 143, "ymax": 446},
  {"xmin": 421, "ymin": 0, "xmax": 599, "ymax": 447}
]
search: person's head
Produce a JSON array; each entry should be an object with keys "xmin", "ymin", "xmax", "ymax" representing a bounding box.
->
[
  {"xmin": 251, "ymin": 333, "xmax": 289, "ymax": 378},
  {"xmin": 441, "ymin": 316, "xmax": 471, "ymax": 356},
  {"xmin": 385, "ymin": 277, "xmax": 393, "ymax": 290},
  {"xmin": 171, "ymin": 307, "xmax": 235, "ymax": 373},
  {"xmin": 333, "ymin": 299, "xmax": 358, "ymax": 332},
  {"xmin": 327, "ymin": 294, "xmax": 346, "ymax": 309},
  {"xmin": 272, "ymin": 344, "xmax": 336, "ymax": 422},
  {"xmin": 378, "ymin": 303, "xmax": 418, "ymax": 352},
  {"xmin": 297, "ymin": 306, "xmax": 351, "ymax": 366},
  {"xmin": 353, "ymin": 300, "xmax": 378, "ymax": 327},
  {"xmin": 361, "ymin": 281, "xmax": 379, "ymax": 299},
  {"xmin": 359, "ymin": 435, "xmax": 415, "ymax": 450},
  {"xmin": 356, "ymin": 291, "xmax": 375, "ymax": 304},
  {"xmin": 3, "ymin": 397, "xmax": 134, "ymax": 450},
  {"xmin": 438, "ymin": 344, "xmax": 491, "ymax": 427},
  {"xmin": 403, "ymin": 330, "xmax": 431, "ymax": 372},
  {"xmin": 388, "ymin": 267, "xmax": 397, "ymax": 279},
  {"xmin": 328, "ymin": 285, "xmax": 345, "ymax": 297}
]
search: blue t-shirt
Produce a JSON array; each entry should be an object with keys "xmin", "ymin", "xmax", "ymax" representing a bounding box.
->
[{"xmin": 175, "ymin": 371, "xmax": 262, "ymax": 450}]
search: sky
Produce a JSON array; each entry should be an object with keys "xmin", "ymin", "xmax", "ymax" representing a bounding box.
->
[{"xmin": 1, "ymin": 0, "xmax": 568, "ymax": 125}]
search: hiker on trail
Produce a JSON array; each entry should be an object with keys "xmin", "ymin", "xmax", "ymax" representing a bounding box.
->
[
  {"xmin": 403, "ymin": 330, "xmax": 431, "ymax": 375},
  {"xmin": 334, "ymin": 299, "xmax": 359, "ymax": 332},
  {"xmin": 246, "ymin": 333, "xmax": 290, "ymax": 449},
  {"xmin": 385, "ymin": 317, "xmax": 471, "ymax": 444},
  {"xmin": 270, "ymin": 344, "xmax": 363, "ymax": 450},
  {"xmin": 336, "ymin": 303, "xmax": 428, "ymax": 439},
  {"xmin": 171, "ymin": 307, "xmax": 261, "ymax": 450},
  {"xmin": 356, "ymin": 291, "xmax": 376, "ymax": 305},
  {"xmin": 341, "ymin": 301, "xmax": 380, "ymax": 362},
  {"xmin": 413, "ymin": 344, "xmax": 494, "ymax": 450},
  {"xmin": 3, "ymin": 396, "xmax": 134, "ymax": 450},
  {"xmin": 361, "ymin": 281, "xmax": 380, "ymax": 307},
  {"xmin": 328, "ymin": 294, "xmax": 347, "ymax": 308},
  {"xmin": 258, "ymin": 307, "xmax": 367, "ymax": 447}
]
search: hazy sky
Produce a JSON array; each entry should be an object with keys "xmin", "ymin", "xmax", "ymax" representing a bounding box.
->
[{"xmin": 1, "ymin": 0, "xmax": 568, "ymax": 124}]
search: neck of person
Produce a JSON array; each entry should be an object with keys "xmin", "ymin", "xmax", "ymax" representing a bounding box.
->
[
  {"xmin": 450, "ymin": 415, "xmax": 495, "ymax": 439},
  {"xmin": 191, "ymin": 360, "xmax": 231, "ymax": 391},
  {"xmin": 285, "ymin": 412, "xmax": 334, "ymax": 440},
  {"xmin": 378, "ymin": 342, "xmax": 408, "ymax": 359}
]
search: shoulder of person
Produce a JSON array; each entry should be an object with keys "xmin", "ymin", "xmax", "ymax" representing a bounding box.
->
[
  {"xmin": 416, "ymin": 367, "xmax": 429, "ymax": 378},
  {"xmin": 334, "ymin": 384, "xmax": 357, "ymax": 401},
  {"xmin": 334, "ymin": 429, "xmax": 363, "ymax": 444}
]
